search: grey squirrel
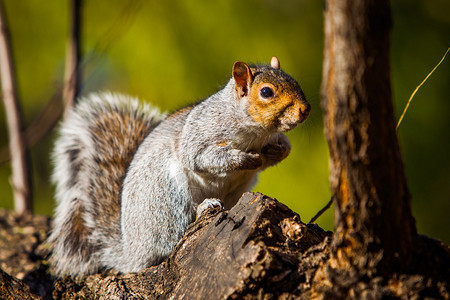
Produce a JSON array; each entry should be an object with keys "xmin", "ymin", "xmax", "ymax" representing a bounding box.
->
[{"xmin": 48, "ymin": 57, "xmax": 311, "ymax": 278}]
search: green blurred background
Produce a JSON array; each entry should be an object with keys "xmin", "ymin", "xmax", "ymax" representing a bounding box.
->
[{"xmin": 0, "ymin": 0, "xmax": 449, "ymax": 243}]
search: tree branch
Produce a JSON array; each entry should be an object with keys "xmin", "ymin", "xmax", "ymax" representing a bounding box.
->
[
  {"xmin": 0, "ymin": 0, "xmax": 142, "ymax": 166},
  {"xmin": 0, "ymin": 0, "xmax": 32, "ymax": 214},
  {"xmin": 62, "ymin": 0, "xmax": 82, "ymax": 115}
]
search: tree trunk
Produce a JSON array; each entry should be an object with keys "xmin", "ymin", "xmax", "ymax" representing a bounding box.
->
[{"xmin": 314, "ymin": 0, "xmax": 418, "ymax": 290}]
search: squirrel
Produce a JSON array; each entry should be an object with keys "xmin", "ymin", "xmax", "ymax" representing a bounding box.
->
[{"xmin": 48, "ymin": 56, "xmax": 311, "ymax": 278}]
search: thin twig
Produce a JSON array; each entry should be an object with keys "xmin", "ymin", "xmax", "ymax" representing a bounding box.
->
[
  {"xmin": 396, "ymin": 47, "xmax": 450, "ymax": 130},
  {"xmin": 62, "ymin": 0, "xmax": 82, "ymax": 115},
  {"xmin": 0, "ymin": 0, "xmax": 32, "ymax": 214},
  {"xmin": 309, "ymin": 196, "xmax": 334, "ymax": 224}
]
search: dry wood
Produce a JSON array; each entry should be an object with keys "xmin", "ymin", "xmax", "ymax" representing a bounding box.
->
[
  {"xmin": 0, "ymin": 193, "xmax": 331, "ymax": 299},
  {"xmin": 52, "ymin": 193, "xmax": 331, "ymax": 299},
  {"xmin": 0, "ymin": 269, "xmax": 41, "ymax": 300}
]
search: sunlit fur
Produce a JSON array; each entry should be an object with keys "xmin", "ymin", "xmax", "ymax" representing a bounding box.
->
[
  {"xmin": 49, "ymin": 59, "xmax": 310, "ymax": 277},
  {"xmin": 49, "ymin": 93, "xmax": 164, "ymax": 277}
]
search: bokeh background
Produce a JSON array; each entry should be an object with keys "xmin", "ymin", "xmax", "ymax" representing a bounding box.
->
[{"xmin": 0, "ymin": 0, "xmax": 449, "ymax": 243}]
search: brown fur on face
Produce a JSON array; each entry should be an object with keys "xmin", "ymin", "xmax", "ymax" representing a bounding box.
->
[{"xmin": 246, "ymin": 66, "xmax": 310, "ymax": 132}]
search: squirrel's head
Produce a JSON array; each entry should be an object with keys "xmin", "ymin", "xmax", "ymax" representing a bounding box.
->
[{"xmin": 232, "ymin": 57, "xmax": 311, "ymax": 132}]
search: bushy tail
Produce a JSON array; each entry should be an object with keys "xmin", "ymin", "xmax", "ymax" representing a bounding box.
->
[{"xmin": 48, "ymin": 93, "xmax": 164, "ymax": 277}]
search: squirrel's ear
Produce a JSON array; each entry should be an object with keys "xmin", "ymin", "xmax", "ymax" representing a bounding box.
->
[
  {"xmin": 271, "ymin": 56, "xmax": 280, "ymax": 70},
  {"xmin": 232, "ymin": 61, "xmax": 253, "ymax": 98}
]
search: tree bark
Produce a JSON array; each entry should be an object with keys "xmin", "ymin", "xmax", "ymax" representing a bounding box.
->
[
  {"xmin": 0, "ymin": 0, "xmax": 33, "ymax": 214},
  {"xmin": 0, "ymin": 193, "xmax": 333, "ymax": 299},
  {"xmin": 314, "ymin": 0, "xmax": 419, "ymax": 292},
  {"xmin": 0, "ymin": 269, "xmax": 41, "ymax": 300}
]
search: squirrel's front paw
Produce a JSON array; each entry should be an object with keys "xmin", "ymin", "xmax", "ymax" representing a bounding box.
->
[
  {"xmin": 261, "ymin": 135, "xmax": 291, "ymax": 166},
  {"xmin": 239, "ymin": 151, "xmax": 263, "ymax": 170},
  {"xmin": 196, "ymin": 198, "xmax": 224, "ymax": 219}
]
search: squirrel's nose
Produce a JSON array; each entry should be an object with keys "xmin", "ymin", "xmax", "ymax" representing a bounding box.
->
[{"xmin": 299, "ymin": 102, "xmax": 311, "ymax": 121}]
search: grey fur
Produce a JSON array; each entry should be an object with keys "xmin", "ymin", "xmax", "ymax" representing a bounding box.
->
[
  {"xmin": 49, "ymin": 61, "xmax": 310, "ymax": 277},
  {"xmin": 49, "ymin": 93, "xmax": 164, "ymax": 277}
]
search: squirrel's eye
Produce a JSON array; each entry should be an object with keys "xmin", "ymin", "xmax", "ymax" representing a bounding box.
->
[{"xmin": 260, "ymin": 87, "xmax": 274, "ymax": 99}]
